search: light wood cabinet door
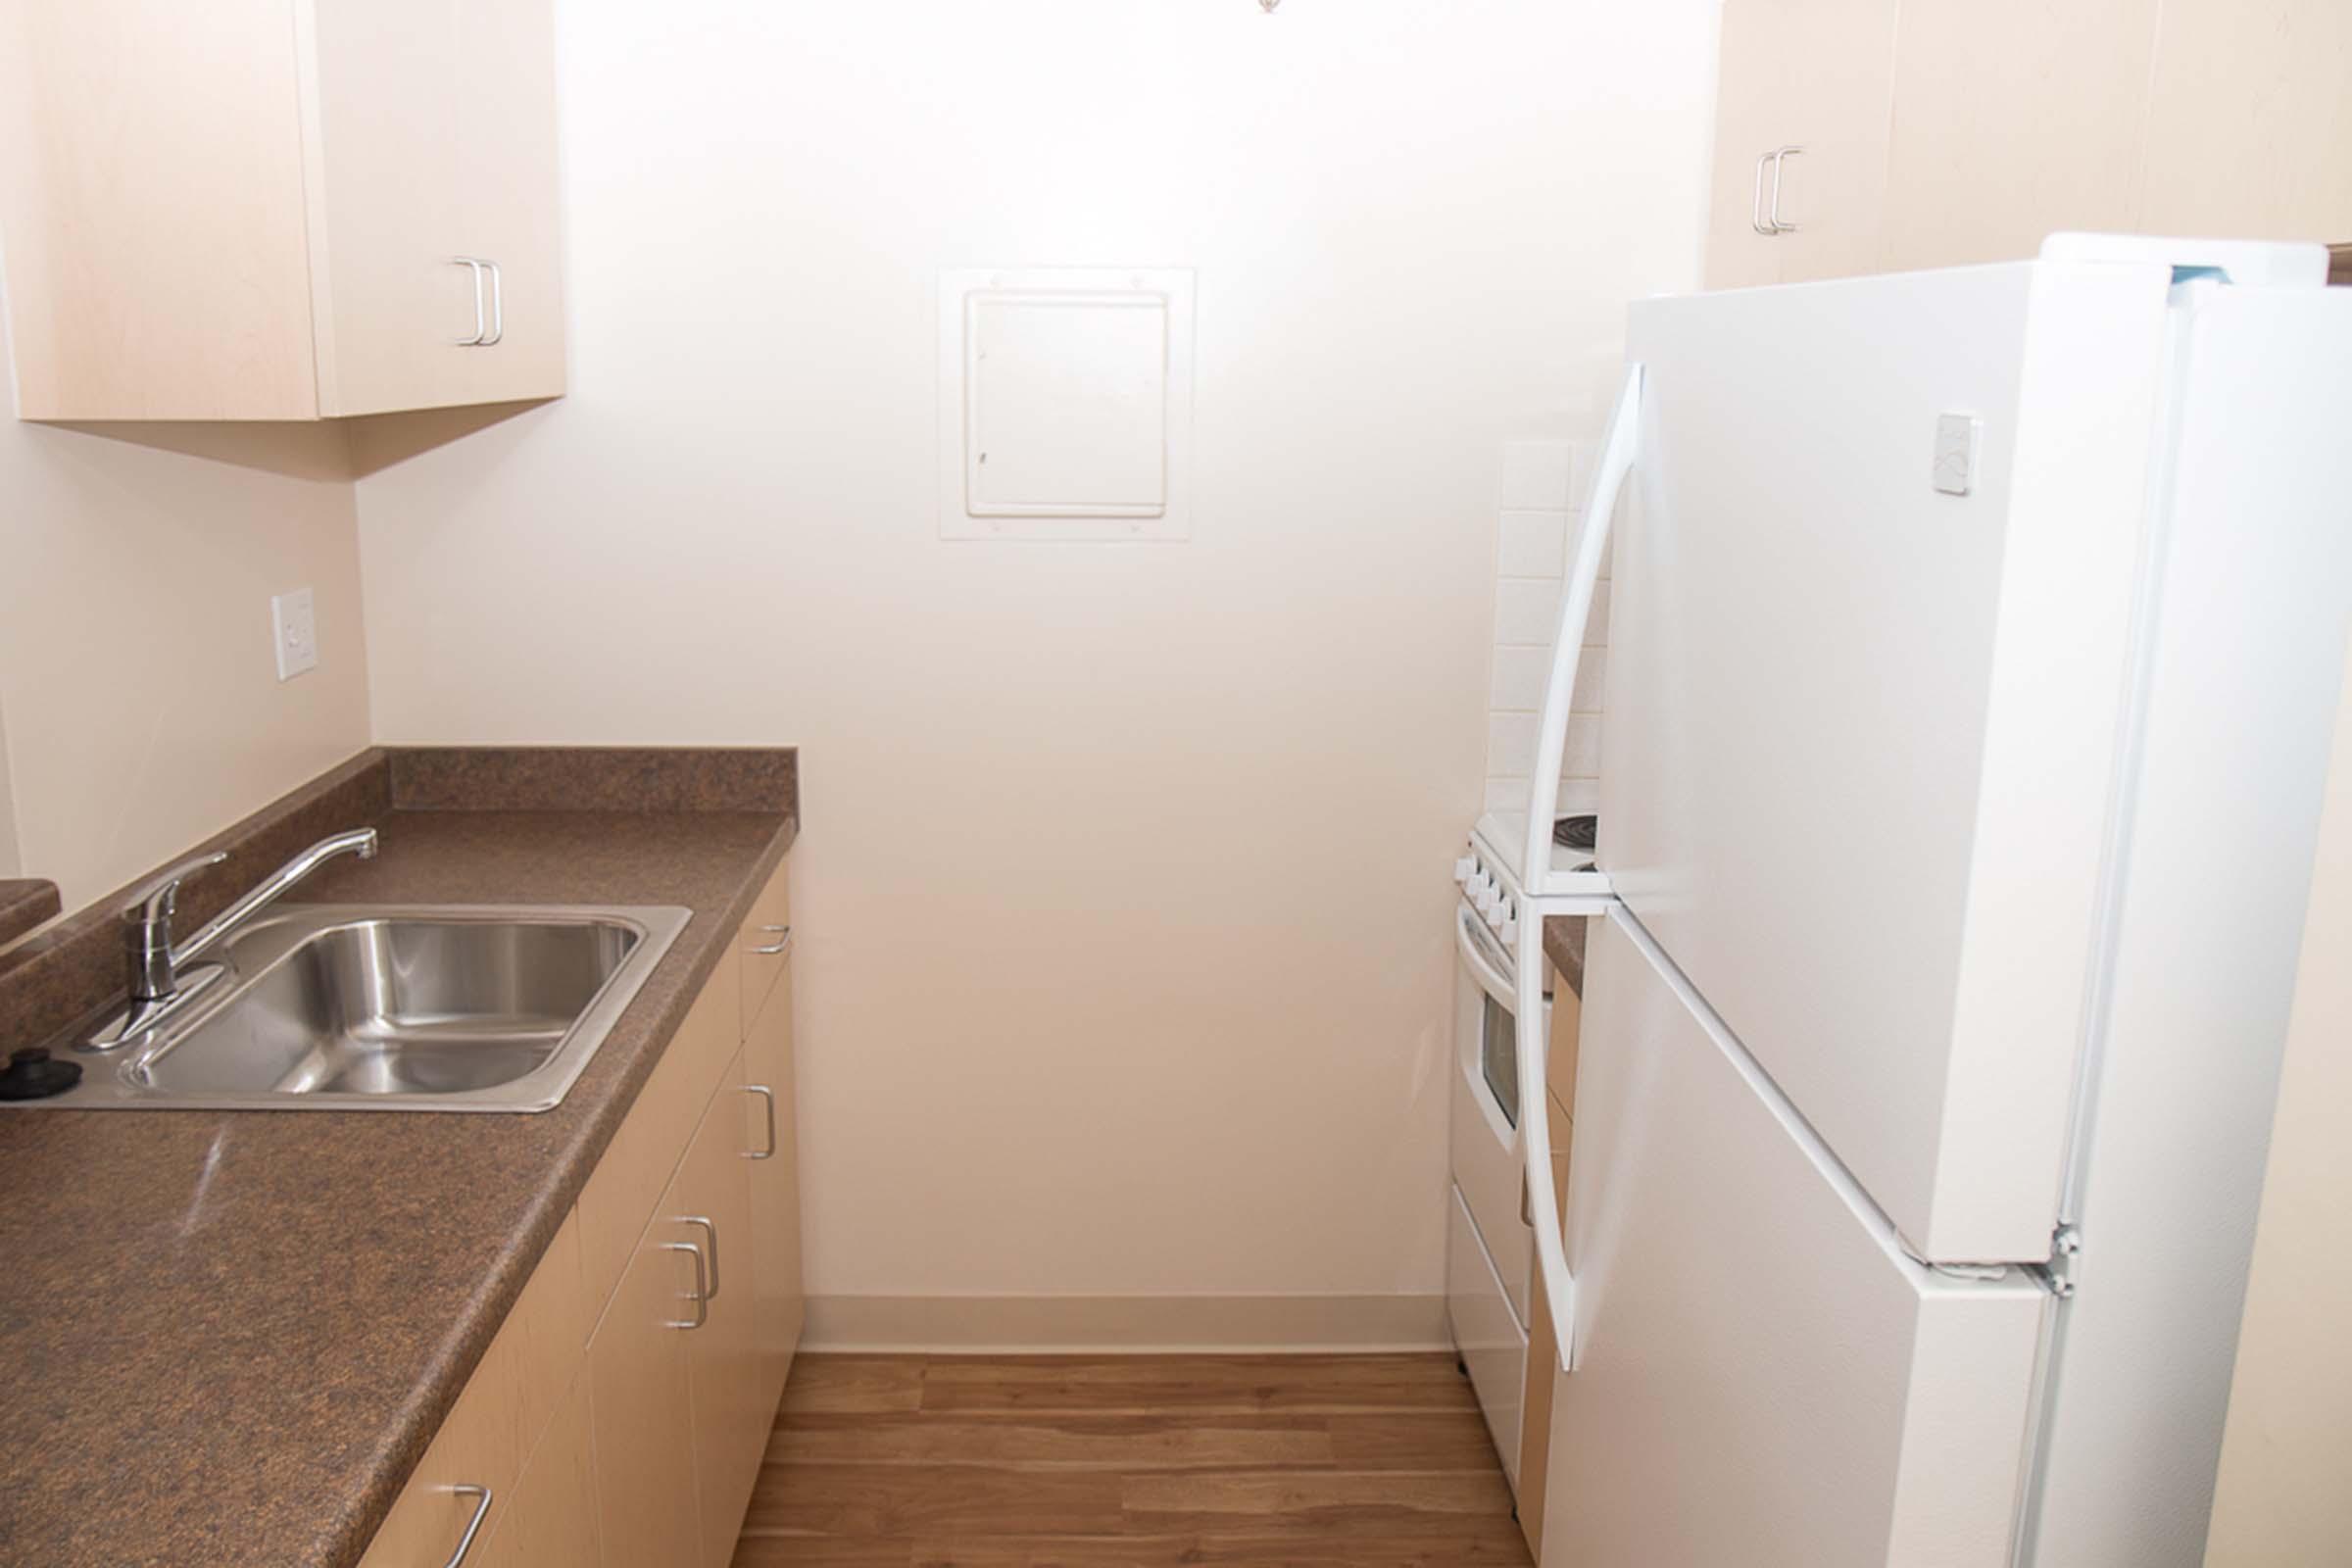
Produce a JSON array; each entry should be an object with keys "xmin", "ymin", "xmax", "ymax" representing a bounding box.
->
[
  {"xmin": 744, "ymin": 961, "xmax": 807, "ymax": 1416},
  {"xmin": 736, "ymin": 857, "xmax": 795, "ymax": 1039},
  {"xmin": 2136, "ymin": 0, "xmax": 2352, "ymax": 245},
  {"xmin": 0, "ymin": 0, "xmax": 322, "ymax": 419},
  {"xmin": 585, "ymin": 1212, "xmax": 703, "ymax": 1568},
  {"xmin": 1878, "ymin": 0, "xmax": 2160, "ymax": 272},
  {"xmin": 1704, "ymin": 0, "xmax": 1901, "ymax": 289},
  {"xmin": 443, "ymin": 0, "xmax": 567, "ymax": 406},
  {"xmin": 300, "ymin": 0, "xmax": 475, "ymax": 416},
  {"xmin": 676, "ymin": 1052, "xmax": 766, "ymax": 1568},
  {"xmin": 472, "ymin": 1371, "xmax": 602, "ymax": 1568},
  {"xmin": 0, "ymin": 0, "xmax": 565, "ymax": 421}
]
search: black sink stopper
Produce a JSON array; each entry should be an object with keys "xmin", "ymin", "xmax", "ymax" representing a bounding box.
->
[{"xmin": 0, "ymin": 1047, "xmax": 82, "ymax": 1101}]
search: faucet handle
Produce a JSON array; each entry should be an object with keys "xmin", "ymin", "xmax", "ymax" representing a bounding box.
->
[{"xmin": 121, "ymin": 853, "xmax": 228, "ymax": 926}]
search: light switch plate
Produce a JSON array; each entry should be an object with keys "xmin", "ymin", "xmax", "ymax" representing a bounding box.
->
[
  {"xmin": 271, "ymin": 587, "xmax": 318, "ymax": 681},
  {"xmin": 1933, "ymin": 414, "xmax": 1981, "ymax": 497}
]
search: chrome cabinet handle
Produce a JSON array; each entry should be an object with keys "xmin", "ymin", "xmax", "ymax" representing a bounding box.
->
[
  {"xmin": 749, "ymin": 924, "xmax": 793, "ymax": 956},
  {"xmin": 680, "ymin": 1215, "xmax": 720, "ymax": 1299},
  {"xmin": 1749, "ymin": 147, "xmax": 1803, "ymax": 235},
  {"xmin": 480, "ymin": 259, "xmax": 504, "ymax": 346},
  {"xmin": 1766, "ymin": 146, "xmax": 1802, "ymax": 233},
  {"xmin": 742, "ymin": 1084, "xmax": 778, "ymax": 1159},
  {"xmin": 661, "ymin": 1240, "xmax": 709, "ymax": 1329},
  {"xmin": 450, "ymin": 258, "xmax": 487, "ymax": 344},
  {"xmin": 438, "ymin": 1484, "xmax": 493, "ymax": 1568}
]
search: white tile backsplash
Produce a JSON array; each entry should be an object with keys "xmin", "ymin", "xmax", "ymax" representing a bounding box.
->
[
  {"xmin": 1487, "ymin": 712, "xmax": 1538, "ymax": 778},
  {"xmin": 1493, "ymin": 577, "xmax": 1562, "ymax": 646},
  {"xmin": 1498, "ymin": 440, "xmax": 1577, "ymax": 511},
  {"xmin": 1485, "ymin": 432, "xmax": 1617, "ymax": 809},
  {"xmin": 1497, "ymin": 509, "xmax": 1571, "ymax": 577},
  {"xmin": 1489, "ymin": 645, "xmax": 1550, "ymax": 711},
  {"xmin": 1490, "ymin": 644, "xmax": 1605, "ymax": 714}
]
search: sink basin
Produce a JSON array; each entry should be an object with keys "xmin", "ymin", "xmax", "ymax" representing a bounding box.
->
[{"xmin": 33, "ymin": 905, "xmax": 688, "ymax": 1113}]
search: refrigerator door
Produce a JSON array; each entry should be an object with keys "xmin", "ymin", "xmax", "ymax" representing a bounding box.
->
[
  {"xmin": 1541, "ymin": 909, "xmax": 2047, "ymax": 1568},
  {"xmin": 1605, "ymin": 255, "xmax": 2180, "ymax": 1262},
  {"xmin": 2018, "ymin": 277, "xmax": 2352, "ymax": 1567}
]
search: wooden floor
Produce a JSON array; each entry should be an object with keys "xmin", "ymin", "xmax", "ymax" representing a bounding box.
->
[{"xmin": 729, "ymin": 1352, "xmax": 1536, "ymax": 1567}]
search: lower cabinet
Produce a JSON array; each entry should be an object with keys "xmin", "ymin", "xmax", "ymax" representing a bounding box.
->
[
  {"xmin": 359, "ymin": 852, "xmax": 801, "ymax": 1568},
  {"xmin": 584, "ymin": 1216, "xmax": 705, "ymax": 1568},
  {"xmin": 744, "ymin": 961, "xmax": 805, "ymax": 1415},
  {"xmin": 679, "ymin": 1049, "xmax": 766, "ymax": 1568},
  {"xmin": 473, "ymin": 1374, "xmax": 603, "ymax": 1568}
]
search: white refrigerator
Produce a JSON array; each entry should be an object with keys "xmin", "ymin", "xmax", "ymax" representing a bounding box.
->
[{"xmin": 1509, "ymin": 235, "xmax": 2352, "ymax": 1567}]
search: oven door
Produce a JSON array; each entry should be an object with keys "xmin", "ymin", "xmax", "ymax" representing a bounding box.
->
[{"xmin": 1451, "ymin": 902, "xmax": 1538, "ymax": 1326}]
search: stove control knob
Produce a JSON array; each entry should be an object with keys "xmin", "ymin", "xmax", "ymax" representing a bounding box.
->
[
  {"xmin": 1484, "ymin": 898, "xmax": 1507, "ymax": 931},
  {"xmin": 1498, "ymin": 916, "xmax": 1519, "ymax": 945},
  {"xmin": 1453, "ymin": 856, "xmax": 1475, "ymax": 885}
]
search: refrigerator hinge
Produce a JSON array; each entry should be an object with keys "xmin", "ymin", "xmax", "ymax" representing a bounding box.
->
[{"xmin": 2039, "ymin": 1223, "xmax": 2082, "ymax": 1299}]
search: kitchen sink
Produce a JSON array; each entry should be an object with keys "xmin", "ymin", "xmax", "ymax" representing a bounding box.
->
[{"xmin": 30, "ymin": 905, "xmax": 689, "ymax": 1112}]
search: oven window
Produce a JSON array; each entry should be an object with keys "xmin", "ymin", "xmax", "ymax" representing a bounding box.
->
[{"xmin": 1481, "ymin": 994, "xmax": 1520, "ymax": 1129}]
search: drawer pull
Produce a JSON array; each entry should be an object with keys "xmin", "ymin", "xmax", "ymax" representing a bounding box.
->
[
  {"xmin": 742, "ymin": 1084, "xmax": 778, "ymax": 1159},
  {"xmin": 449, "ymin": 258, "xmax": 488, "ymax": 344},
  {"xmin": 679, "ymin": 1215, "xmax": 720, "ymax": 1299},
  {"xmin": 439, "ymin": 1484, "xmax": 493, "ymax": 1568},
  {"xmin": 661, "ymin": 1240, "xmax": 709, "ymax": 1330},
  {"xmin": 479, "ymin": 258, "xmax": 505, "ymax": 346},
  {"xmin": 749, "ymin": 924, "xmax": 793, "ymax": 957}
]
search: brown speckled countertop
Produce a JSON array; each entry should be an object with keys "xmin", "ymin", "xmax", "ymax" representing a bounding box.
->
[
  {"xmin": 1544, "ymin": 913, "xmax": 1589, "ymax": 999},
  {"xmin": 0, "ymin": 878, "xmax": 60, "ymax": 949},
  {"xmin": 0, "ymin": 757, "xmax": 796, "ymax": 1568}
]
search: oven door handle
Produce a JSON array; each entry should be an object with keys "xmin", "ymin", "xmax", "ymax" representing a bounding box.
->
[{"xmin": 1455, "ymin": 906, "xmax": 1517, "ymax": 1014}]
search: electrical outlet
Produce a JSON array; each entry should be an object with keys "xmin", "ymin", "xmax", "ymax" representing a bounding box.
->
[{"xmin": 271, "ymin": 587, "xmax": 318, "ymax": 681}]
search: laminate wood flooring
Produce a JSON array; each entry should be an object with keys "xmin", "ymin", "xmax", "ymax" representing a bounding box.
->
[{"xmin": 729, "ymin": 1353, "xmax": 1536, "ymax": 1567}]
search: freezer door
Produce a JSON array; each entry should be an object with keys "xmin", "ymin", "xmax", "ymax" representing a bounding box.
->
[
  {"xmin": 1605, "ymin": 257, "xmax": 2178, "ymax": 1262},
  {"xmin": 1541, "ymin": 910, "xmax": 2046, "ymax": 1568}
]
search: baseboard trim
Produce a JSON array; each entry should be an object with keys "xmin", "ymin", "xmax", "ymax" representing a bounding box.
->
[{"xmin": 802, "ymin": 1293, "xmax": 1451, "ymax": 1353}]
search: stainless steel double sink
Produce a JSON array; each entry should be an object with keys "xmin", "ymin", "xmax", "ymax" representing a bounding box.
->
[{"xmin": 32, "ymin": 905, "xmax": 689, "ymax": 1113}]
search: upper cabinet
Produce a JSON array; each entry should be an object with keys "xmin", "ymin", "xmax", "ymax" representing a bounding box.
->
[
  {"xmin": 1704, "ymin": 0, "xmax": 1901, "ymax": 290},
  {"xmin": 1707, "ymin": 0, "xmax": 2352, "ymax": 289},
  {"xmin": 1877, "ymin": 0, "xmax": 2156, "ymax": 271},
  {"xmin": 0, "ymin": 0, "xmax": 564, "ymax": 421},
  {"xmin": 2135, "ymin": 0, "xmax": 2352, "ymax": 244}
]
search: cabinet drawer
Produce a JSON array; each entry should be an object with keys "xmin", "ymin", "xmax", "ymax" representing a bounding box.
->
[
  {"xmin": 579, "ymin": 968, "xmax": 739, "ymax": 1316},
  {"xmin": 356, "ymin": 1209, "xmax": 587, "ymax": 1568},
  {"xmin": 735, "ymin": 857, "xmax": 793, "ymax": 1040}
]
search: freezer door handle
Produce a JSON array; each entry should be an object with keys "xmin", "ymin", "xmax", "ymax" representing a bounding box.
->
[{"xmin": 1518, "ymin": 912, "xmax": 1584, "ymax": 1373}]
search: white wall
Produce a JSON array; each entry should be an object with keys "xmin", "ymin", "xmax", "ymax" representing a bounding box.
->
[
  {"xmin": 357, "ymin": 0, "xmax": 1717, "ymax": 1337},
  {"xmin": 0, "ymin": 309, "xmax": 371, "ymax": 910}
]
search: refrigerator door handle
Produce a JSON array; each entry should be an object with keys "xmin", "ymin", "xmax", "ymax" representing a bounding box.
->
[
  {"xmin": 1519, "ymin": 911, "xmax": 1580, "ymax": 1373},
  {"xmin": 1521, "ymin": 364, "xmax": 1642, "ymax": 888}
]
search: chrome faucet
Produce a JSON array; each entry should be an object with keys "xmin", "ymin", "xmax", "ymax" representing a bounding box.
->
[{"xmin": 85, "ymin": 827, "xmax": 379, "ymax": 1051}]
